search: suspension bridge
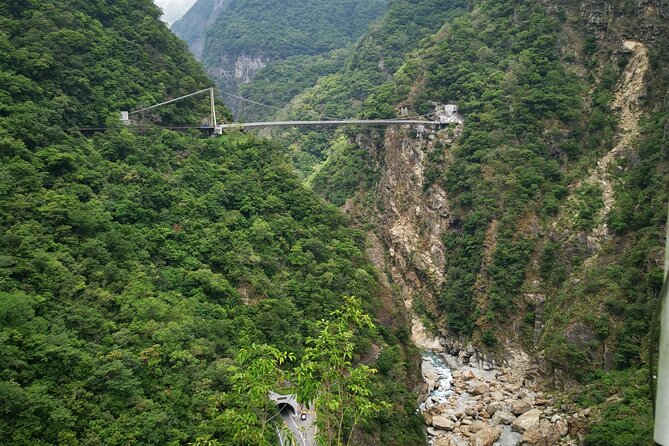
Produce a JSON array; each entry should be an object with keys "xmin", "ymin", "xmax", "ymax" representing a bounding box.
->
[
  {"xmin": 107, "ymin": 87, "xmax": 461, "ymax": 135},
  {"xmin": 217, "ymin": 118, "xmax": 441, "ymax": 130}
]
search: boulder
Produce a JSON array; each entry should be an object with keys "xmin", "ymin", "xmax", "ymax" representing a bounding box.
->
[
  {"xmin": 451, "ymin": 435, "xmax": 470, "ymax": 446},
  {"xmin": 468, "ymin": 426, "xmax": 502, "ymax": 446},
  {"xmin": 471, "ymin": 382, "xmax": 490, "ymax": 396},
  {"xmin": 465, "ymin": 404, "xmax": 478, "ymax": 417},
  {"xmin": 463, "ymin": 369, "xmax": 476, "ymax": 380},
  {"xmin": 510, "ymin": 400, "xmax": 532, "ymax": 415},
  {"xmin": 486, "ymin": 401, "xmax": 504, "ymax": 416},
  {"xmin": 422, "ymin": 360, "xmax": 439, "ymax": 391},
  {"xmin": 427, "ymin": 427, "xmax": 440, "ymax": 436},
  {"xmin": 511, "ymin": 409, "xmax": 542, "ymax": 433},
  {"xmin": 496, "ymin": 428, "xmax": 522, "ymax": 446},
  {"xmin": 491, "ymin": 410, "xmax": 516, "ymax": 425},
  {"xmin": 434, "ymin": 437, "xmax": 451, "ymax": 446},
  {"xmin": 521, "ymin": 419, "xmax": 561, "ymax": 445},
  {"xmin": 433, "ymin": 415, "xmax": 456, "ymax": 430},
  {"xmin": 423, "ymin": 411, "xmax": 433, "ymax": 426},
  {"xmin": 556, "ymin": 420, "xmax": 569, "ymax": 437},
  {"xmin": 469, "ymin": 420, "xmax": 488, "ymax": 433}
]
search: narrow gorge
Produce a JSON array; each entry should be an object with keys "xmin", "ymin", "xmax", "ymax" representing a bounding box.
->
[
  {"xmin": 343, "ymin": 120, "xmax": 588, "ymax": 445},
  {"xmin": 3, "ymin": 0, "xmax": 664, "ymax": 444}
]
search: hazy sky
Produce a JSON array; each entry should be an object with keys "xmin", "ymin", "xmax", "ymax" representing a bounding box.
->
[{"xmin": 154, "ymin": 0, "xmax": 197, "ymax": 25}]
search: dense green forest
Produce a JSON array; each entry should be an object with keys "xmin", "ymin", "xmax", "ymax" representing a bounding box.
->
[
  {"xmin": 2, "ymin": 0, "xmax": 668, "ymax": 444},
  {"xmin": 0, "ymin": 1, "xmax": 424, "ymax": 444},
  {"xmin": 358, "ymin": 0, "xmax": 669, "ymax": 371},
  {"xmin": 216, "ymin": 0, "xmax": 667, "ymax": 443},
  {"xmin": 242, "ymin": 0, "xmax": 470, "ymax": 171},
  {"xmin": 201, "ymin": 0, "xmax": 388, "ymax": 62},
  {"xmin": 172, "ymin": 0, "xmax": 389, "ymax": 119}
]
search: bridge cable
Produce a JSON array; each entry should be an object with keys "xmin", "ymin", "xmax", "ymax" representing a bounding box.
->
[
  {"xmin": 219, "ymin": 90, "xmax": 285, "ymax": 112},
  {"xmin": 218, "ymin": 89, "xmax": 435, "ymax": 123},
  {"xmin": 219, "ymin": 90, "xmax": 343, "ymax": 121}
]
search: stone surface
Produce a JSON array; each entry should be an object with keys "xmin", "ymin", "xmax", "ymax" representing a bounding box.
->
[
  {"xmin": 496, "ymin": 426, "xmax": 522, "ymax": 446},
  {"xmin": 469, "ymin": 420, "xmax": 487, "ymax": 433},
  {"xmin": 433, "ymin": 415, "xmax": 456, "ymax": 430},
  {"xmin": 468, "ymin": 425, "xmax": 501, "ymax": 446},
  {"xmin": 486, "ymin": 401, "xmax": 504, "ymax": 416},
  {"xmin": 422, "ymin": 360, "xmax": 439, "ymax": 391},
  {"xmin": 556, "ymin": 420, "xmax": 569, "ymax": 437},
  {"xmin": 463, "ymin": 369, "xmax": 476, "ymax": 380},
  {"xmin": 424, "ymin": 411, "xmax": 433, "ymax": 426},
  {"xmin": 511, "ymin": 409, "xmax": 542, "ymax": 433},
  {"xmin": 471, "ymin": 383, "xmax": 490, "ymax": 396},
  {"xmin": 521, "ymin": 419, "xmax": 561, "ymax": 445},
  {"xmin": 510, "ymin": 400, "xmax": 532, "ymax": 415},
  {"xmin": 492, "ymin": 410, "xmax": 516, "ymax": 425},
  {"xmin": 465, "ymin": 404, "xmax": 478, "ymax": 417}
]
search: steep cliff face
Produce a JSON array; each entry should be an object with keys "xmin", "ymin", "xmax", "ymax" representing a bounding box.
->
[
  {"xmin": 171, "ymin": 0, "xmax": 387, "ymax": 116},
  {"xmin": 171, "ymin": 0, "xmax": 230, "ymax": 60},
  {"xmin": 534, "ymin": 0, "xmax": 667, "ymax": 377},
  {"xmin": 207, "ymin": 53, "xmax": 269, "ymax": 108},
  {"xmin": 366, "ymin": 126, "xmax": 454, "ymax": 350},
  {"xmin": 308, "ymin": 0, "xmax": 666, "ymax": 441}
]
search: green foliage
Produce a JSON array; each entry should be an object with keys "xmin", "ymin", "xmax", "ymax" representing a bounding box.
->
[
  {"xmin": 202, "ymin": 0, "xmax": 387, "ymax": 62},
  {"xmin": 569, "ymin": 184, "xmax": 604, "ymax": 231},
  {"xmin": 240, "ymin": 0, "xmax": 469, "ymax": 176},
  {"xmin": 293, "ymin": 296, "xmax": 390, "ymax": 446},
  {"xmin": 0, "ymin": 0, "xmax": 219, "ymax": 130},
  {"xmin": 488, "ymin": 236, "xmax": 533, "ymax": 314},
  {"xmin": 197, "ymin": 297, "xmax": 392, "ymax": 446},
  {"xmin": 569, "ymin": 369, "xmax": 654, "ymax": 445},
  {"xmin": 608, "ymin": 111, "xmax": 669, "ymax": 234},
  {"xmin": 0, "ymin": 128, "xmax": 388, "ymax": 444},
  {"xmin": 541, "ymin": 108, "xmax": 668, "ymax": 379},
  {"xmin": 376, "ymin": 0, "xmax": 584, "ymax": 336},
  {"xmin": 208, "ymin": 344, "xmax": 295, "ymax": 445},
  {"xmin": 182, "ymin": 0, "xmax": 388, "ymax": 114},
  {"xmin": 284, "ymin": 0, "xmax": 468, "ymax": 121},
  {"xmin": 309, "ymin": 136, "xmax": 378, "ymax": 206},
  {"xmin": 238, "ymin": 51, "xmax": 349, "ymax": 120},
  {"xmin": 0, "ymin": 1, "xmax": 426, "ymax": 442}
]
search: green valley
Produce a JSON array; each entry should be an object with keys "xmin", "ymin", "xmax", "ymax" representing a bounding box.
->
[{"xmin": 1, "ymin": 0, "xmax": 668, "ymax": 444}]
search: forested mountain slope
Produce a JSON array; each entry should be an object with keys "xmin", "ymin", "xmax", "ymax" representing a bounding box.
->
[
  {"xmin": 246, "ymin": 0, "xmax": 470, "ymax": 171},
  {"xmin": 172, "ymin": 0, "xmax": 388, "ymax": 117},
  {"xmin": 0, "ymin": 1, "xmax": 424, "ymax": 444},
  {"xmin": 169, "ymin": 0, "xmax": 229, "ymax": 60},
  {"xmin": 210, "ymin": 0, "xmax": 668, "ymax": 443}
]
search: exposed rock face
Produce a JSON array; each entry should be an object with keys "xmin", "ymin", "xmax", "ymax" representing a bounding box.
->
[
  {"xmin": 378, "ymin": 127, "xmax": 451, "ymax": 294},
  {"xmin": 511, "ymin": 409, "xmax": 542, "ymax": 433},
  {"xmin": 171, "ymin": 0, "xmax": 230, "ymax": 60},
  {"xmin": 585, "ymin": 40, "xmax": 649, "ymax": 245},
  {"xmin": 352, "ymin": 124, "xmax": 456, "ymax": 351},
  {"xmin": 579, "ymin": 0, "xmax": 669, "ymax": 42},
  {"xmin": 469, "ymin": 426, "xmax": 501, "ymax": 446},
  {"xmin": 210, "ymin": 53, "xmax": 268, "ymax": 86}
]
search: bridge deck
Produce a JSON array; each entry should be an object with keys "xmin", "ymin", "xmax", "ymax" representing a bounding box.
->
[{"xmin": 218, "ymin": 119, "xmax": 439, "ymax": 129}]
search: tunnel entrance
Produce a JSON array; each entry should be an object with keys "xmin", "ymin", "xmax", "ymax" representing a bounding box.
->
[{"xmin": 277, "ymin": 402, "xmax": 296, "ymax": 417}]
